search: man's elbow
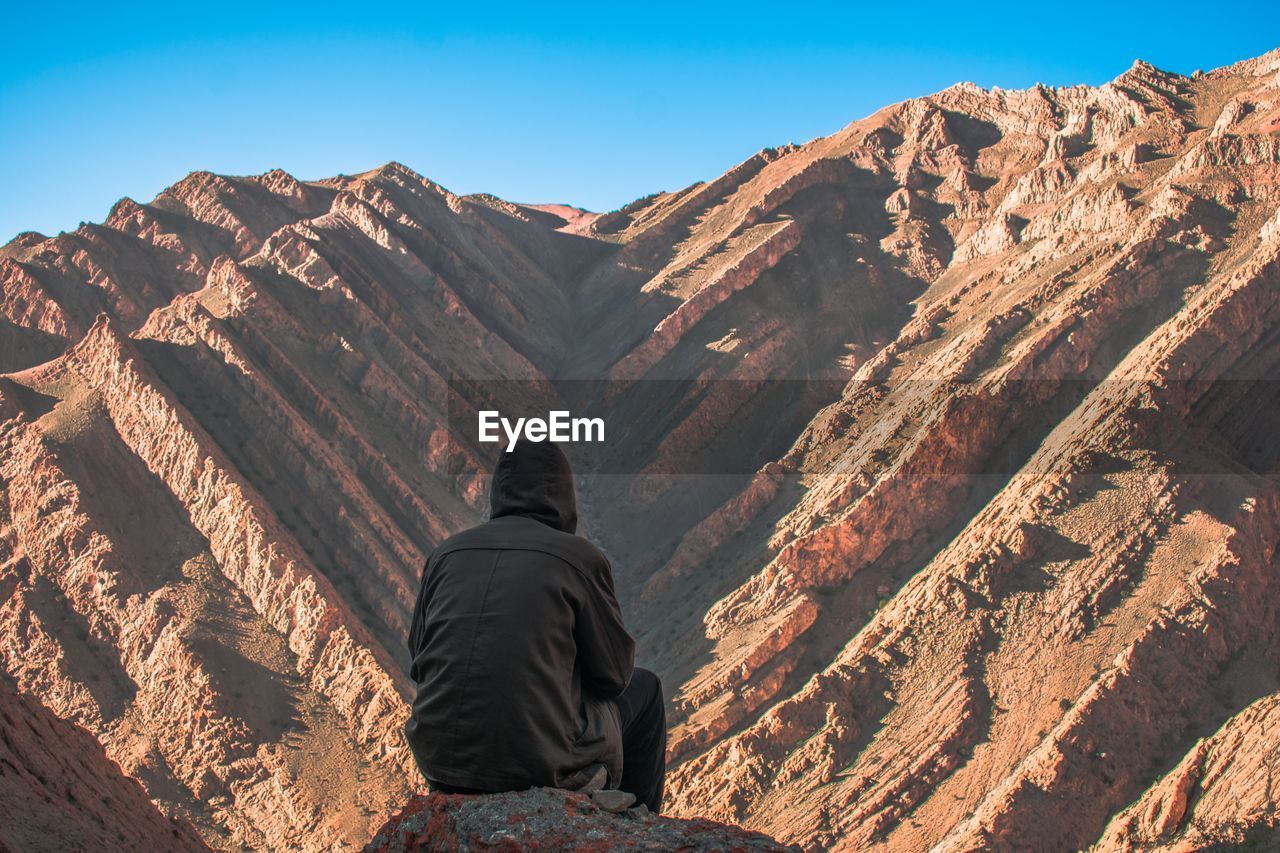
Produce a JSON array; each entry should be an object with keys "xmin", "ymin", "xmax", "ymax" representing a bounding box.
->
[
  {"xmin": 589, "ymin": 647, "xmax": 635, "ymax": 699},
  {"xmin": 587, "ymin": 671, "xmax": 630, "ymax": 700}
]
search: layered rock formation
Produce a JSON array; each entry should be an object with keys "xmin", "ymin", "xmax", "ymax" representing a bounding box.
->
[{"xmin": 3, "ymin": 48, "xmax": 1280, "ymax": 851}]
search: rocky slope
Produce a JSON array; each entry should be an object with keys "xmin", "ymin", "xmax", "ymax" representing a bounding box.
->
[
  {"xmin": 2, "ymin": 49, "xmax": 1280, "ymax": 851},
  {"xmin": 0, "ymin": 674, "xmax": 209, "ymax": 851}
]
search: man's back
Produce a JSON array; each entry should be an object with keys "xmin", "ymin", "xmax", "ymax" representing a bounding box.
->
[{"xmin": 405, "ymin": 443, "xmax": 635, "ymax": 793}]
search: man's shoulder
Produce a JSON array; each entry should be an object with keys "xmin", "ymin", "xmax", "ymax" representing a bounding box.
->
[{"xmin": 430, "ymin": 517, "xmax": 606, "ymax": 572}]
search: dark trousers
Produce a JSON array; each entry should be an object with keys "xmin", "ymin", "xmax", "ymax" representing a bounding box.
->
[
  {"xmin": 430, "ymin": 667, "xmax": 667, "ymax": 813},
  {"xmin": 615, "ymin": 666, "xmax": 667, "ymax": 814}
]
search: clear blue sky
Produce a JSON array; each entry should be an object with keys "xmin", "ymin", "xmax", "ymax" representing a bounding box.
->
[{"xmin": 2, "ymin": 2, "xmax": 1276, "ymax": 243}]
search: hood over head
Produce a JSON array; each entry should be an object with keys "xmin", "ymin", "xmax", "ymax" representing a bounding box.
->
[{"xmin": 489, "ymin": 440, "xmax": 578, "ymax": 533}]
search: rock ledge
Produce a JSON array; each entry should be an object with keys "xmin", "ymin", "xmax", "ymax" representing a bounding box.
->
[{"xmin": 365, "ymin": 788, "xmax": 796, "ymax": 851}]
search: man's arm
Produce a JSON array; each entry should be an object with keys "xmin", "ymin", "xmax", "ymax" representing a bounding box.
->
[
  {"xmin": 574, "ymin": 556, "xmax": 636, "ymax": 700},
  {"xmin": 407, "ymin": 556, "xmax": 433, "ymax": 680}
]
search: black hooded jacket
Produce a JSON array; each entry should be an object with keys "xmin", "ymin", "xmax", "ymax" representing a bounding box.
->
[{"xmin": 405, "ymin": 441, "xmax": 636, "ymax": 792}]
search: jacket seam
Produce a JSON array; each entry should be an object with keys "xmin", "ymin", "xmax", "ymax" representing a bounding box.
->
[
  {"xmin": 434, "ymin": 543, "xmax": 603, "ymax": 585},
  {"xmin": 448, "ymin": 549, "xmax": 504, "ymax": 760}
]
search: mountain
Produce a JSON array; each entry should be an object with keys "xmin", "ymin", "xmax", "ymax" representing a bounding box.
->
[{"xmin": 2, "ymin": 48, "xmax": 1280, "ymax": 851}]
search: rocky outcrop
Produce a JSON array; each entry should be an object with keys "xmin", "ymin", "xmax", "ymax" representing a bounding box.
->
[{"xmin": 364, "ymin": 789, "xmax": 796, "ymax": 852}]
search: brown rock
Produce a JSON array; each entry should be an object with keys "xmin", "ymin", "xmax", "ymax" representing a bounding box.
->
[{"xmin": 364, "ymin": 789, "xmax": 796, "ymax": 852}]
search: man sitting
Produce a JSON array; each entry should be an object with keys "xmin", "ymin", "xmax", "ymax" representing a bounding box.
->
[{"xmin": 405, "ymin": 440, "xmax": 666, "ymax": 812}]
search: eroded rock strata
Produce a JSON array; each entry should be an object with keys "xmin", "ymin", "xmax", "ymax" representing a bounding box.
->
[{"xmin": 2, "ymin": 49, "xmax": 1280, "ymax": 850}]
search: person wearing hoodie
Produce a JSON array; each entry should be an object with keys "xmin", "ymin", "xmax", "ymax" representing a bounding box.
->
[{"xmin": 405, "ymin": 440, "xmax": 666, "ymax": 813}]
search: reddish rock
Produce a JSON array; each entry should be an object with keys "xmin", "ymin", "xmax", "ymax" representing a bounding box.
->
[{"xmin": 363, "ymin": 789, "xmax": 796, "ymax": 852}]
